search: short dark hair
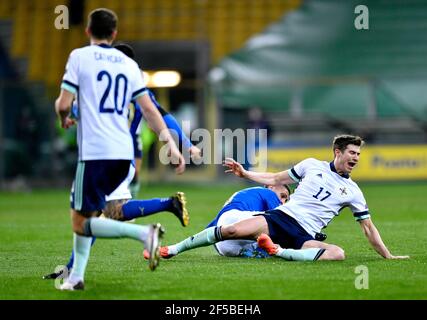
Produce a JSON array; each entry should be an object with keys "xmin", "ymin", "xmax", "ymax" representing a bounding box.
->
[
  {"xmin": 264, "ymin": 184, "xmax": 291, "ymax": 194},
  {"xmin": 332, "ymin": 134, "xmax": 364, "ymax": 153},
  {"xmin": 114, "ymin": 43, "xmax": 135, "ymax": 59},
  {"xmin": 88, "ymin": 8, "xmax": 117, "ymax": 40}
]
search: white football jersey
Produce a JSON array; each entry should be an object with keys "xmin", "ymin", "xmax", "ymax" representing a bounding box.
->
[
  {"xmin": 61, "ymin": 44, "xmax": 148, "ymax": 160},
  {"xmin": 276, "ymin": 158, "xmax": 370, "ymax": 237}
]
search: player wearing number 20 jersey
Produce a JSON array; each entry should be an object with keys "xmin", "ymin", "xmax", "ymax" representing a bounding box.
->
[
  {"xmin": 54, "ymin": 8, "xmax": 184, "ymax": 290},
  {"xmin": 61, "ymin": 43, "xmax": 147, "ymax": 161}
]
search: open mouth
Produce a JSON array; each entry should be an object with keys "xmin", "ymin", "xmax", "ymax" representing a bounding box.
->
[{"xmin": 348, "ymin": 161, "xmax": 356, "ymax": 168}]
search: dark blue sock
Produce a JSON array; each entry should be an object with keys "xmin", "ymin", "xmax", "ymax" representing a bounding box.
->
[
  {"xmin": 66, "ymin": 237, "xmax": 96, "ymax": 270},
  {"xmin": 122, "ymin": 198, "xmax": 173, "ymax": 220}
]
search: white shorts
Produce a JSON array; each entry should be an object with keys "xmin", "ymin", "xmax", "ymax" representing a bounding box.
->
[
  {"xmin": 214, "ymin": 209, "xmax": 263, "ymax": 257},
  {"xmin": 105, "ymin": 163, "xmax": 135, "ymax": 202}
]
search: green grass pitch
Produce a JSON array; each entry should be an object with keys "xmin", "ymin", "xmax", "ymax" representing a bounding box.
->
[{"xmin": 0, "ymin": 182, "xmax": 426, "ymax": 299}]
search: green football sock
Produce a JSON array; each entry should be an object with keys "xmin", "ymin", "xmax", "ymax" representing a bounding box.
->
[
  {"xmin": 87, "ymin": 217, "xmax": 149, "ymax": 242},
  {"xmin": 171, "ymin": 227, "xmax": 221, "ymax": 255},
  {"xmin": 68, "ymin": 233, "xmax": 92, "ymax": 282},
  {"xmin": 129, "ymin": 181, "xmax": 141, "ymax": 199},
  {"xmin": 276, "ymin": 248, "xmax": 325, "ymax": 261}
]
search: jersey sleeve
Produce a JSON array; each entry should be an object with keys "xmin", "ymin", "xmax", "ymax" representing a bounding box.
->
[
  {"xmin": 287, "ymin": 158, "xmax": 317, "ymax": 183},
  {"xmin": 61, "ymin": 50, "xmax": 79, "ymax": 95},
  {"xmin": 131, "ymin": 65, "xmax": 148, "ymax": 100},
  {"xmin": 349, "ymin": 188, "xmax": 370, "ymax": 221}
]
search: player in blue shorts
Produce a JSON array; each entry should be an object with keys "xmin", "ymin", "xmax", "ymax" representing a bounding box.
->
[
  {"xmin": 54, "ymin": 8, "xmax": 186, "ymax": 290},
  {"xmin": 44, "ymin": 43, "xmax": 198, "ymax": 281},
  {"xmin": 157, "ymin": 135, "xmax": 409, "ymax": 262}
]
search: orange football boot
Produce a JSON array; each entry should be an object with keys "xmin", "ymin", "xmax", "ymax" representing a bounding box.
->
[
  {"xmin": 257, "ymin": 233, "xmax": 279, "ymax": 255},
  {"xmin": 143, "ymin": 246, "xmax": 175, "ymax": 259}
]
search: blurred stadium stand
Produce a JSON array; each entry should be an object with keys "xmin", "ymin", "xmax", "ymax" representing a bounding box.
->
[
  {"xmin": 0, "ymin": 0, "xmax": 300, "ymax": 186},
  {"xmin": 212, "ymin": 0, "xmax": 427, "ymax": 146},
  {"xmin": 0, "ymin": 0, "xmax": 299, "ymax": 88},
  {"xmin": 1, "ymin": 0, "xmax": 427, "ymax": 187}
]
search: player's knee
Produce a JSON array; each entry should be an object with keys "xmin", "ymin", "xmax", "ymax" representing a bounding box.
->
[
  {"xmin": 320, "ymin": 245, "xmax": 345, "ymax": 261},
  {"xmin": 338, "ymin": 248, "xmax": 346, "ymax": 260},
  {"xmin": 72, "ymin": 219, "xmax": 85, "ymax": 235},
  {"xmin": 221, "ymin": 224, "xmax": 239, "ymax": 239},
  {"xmin": 71, "ymin": 212, "xmax": 91, "ymax": 236},
  {"xmin": 331, "ymin": 247, "xmax": 345, "ymax": 260}
]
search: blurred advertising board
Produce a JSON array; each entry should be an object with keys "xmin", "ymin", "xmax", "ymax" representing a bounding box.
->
[{"xmin": 256, "ymin": 145, "xmax": 427, "ymax": 181}]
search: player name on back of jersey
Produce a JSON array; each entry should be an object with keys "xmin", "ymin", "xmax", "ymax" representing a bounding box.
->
[{"xmin": 94, "ymin": 51, "xmax": 125, "ymax": 64}]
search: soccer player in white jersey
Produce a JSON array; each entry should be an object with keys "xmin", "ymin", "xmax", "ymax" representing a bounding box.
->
[
  {"xmin": 54, "ymin": 8, "xmax": 185, "ymax": 290},
  {"xmin": 158, "ymin": 135, "xmax": 409, "ymax": 262}
]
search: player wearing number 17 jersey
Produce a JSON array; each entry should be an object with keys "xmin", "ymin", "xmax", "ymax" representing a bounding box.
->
[
  {"xmin": 54, "ymin": 8, "xmax": 185, "ymax": 291},
  {"xmin": 225, "ymin": 135, "xmax": 409, "ymax": 261},
  {"xmin": 157, "ymin": 135, "xmax": 409, "ymax": 262}
]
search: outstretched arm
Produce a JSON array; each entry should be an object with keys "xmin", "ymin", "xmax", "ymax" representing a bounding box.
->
[
  {"xmin": 133, "ymin": 95, "xmax": 201, "ymax": 160},
  {"xmin": 359, "ymin": 218, "xmax": 409, "ymax": 259},
  {"xmin": 160, "ymin": 110, "xmax": 201, "ymax": 160},
  {"xmin": 136, "ymin": 93, "xmax": 185, "ymax": 174},
  {"xmin": 223, "ymin": 158, "xmax": 295, "ymax": 186},
  {"xmin": 148, "ymin": 88, "xmax": 201, "ymax": 159}
]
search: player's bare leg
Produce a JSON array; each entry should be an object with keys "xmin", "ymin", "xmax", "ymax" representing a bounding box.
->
[
  {"xmin": 46, "ymin": 194, "xmax": 185, "ymax": 280},
  {"xmin": 220, "ymin": 216, "xmax": 269, "ymax": 240},
  {"xmin": 159, "ymin": 216, "xmax": 269, "ymax": 258},
  {"xmin": 58, "ymin": 209, "xmax": 97, "ymax": 291},
  {"xmin": 59, "ymin": 209, "xmax": 164, "ymax": 291},
  {"xmin": 301, "ymin": 240, "xmax": 345, "ymax": 260},
  {"xmin": 257, "ymin": 234, "xmax": 343, "ymax": 261}
]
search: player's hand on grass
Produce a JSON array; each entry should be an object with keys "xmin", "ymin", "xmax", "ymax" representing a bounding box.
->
[
  {"xmin": 223, "ymin": 158, "xmax": 247, "ymax": 178},
  {"xmin": 388, "ymin": 255, "xmax": 410, "ymax": 260}
]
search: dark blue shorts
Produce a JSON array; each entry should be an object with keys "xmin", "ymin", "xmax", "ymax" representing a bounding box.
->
[
  {"xmin": 257, "ymin": 209, "xmax": 314, "ymax": 249},
  {"xmin": 70, "ymin": 160, "xmax": 131, "ymax": 213}
]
